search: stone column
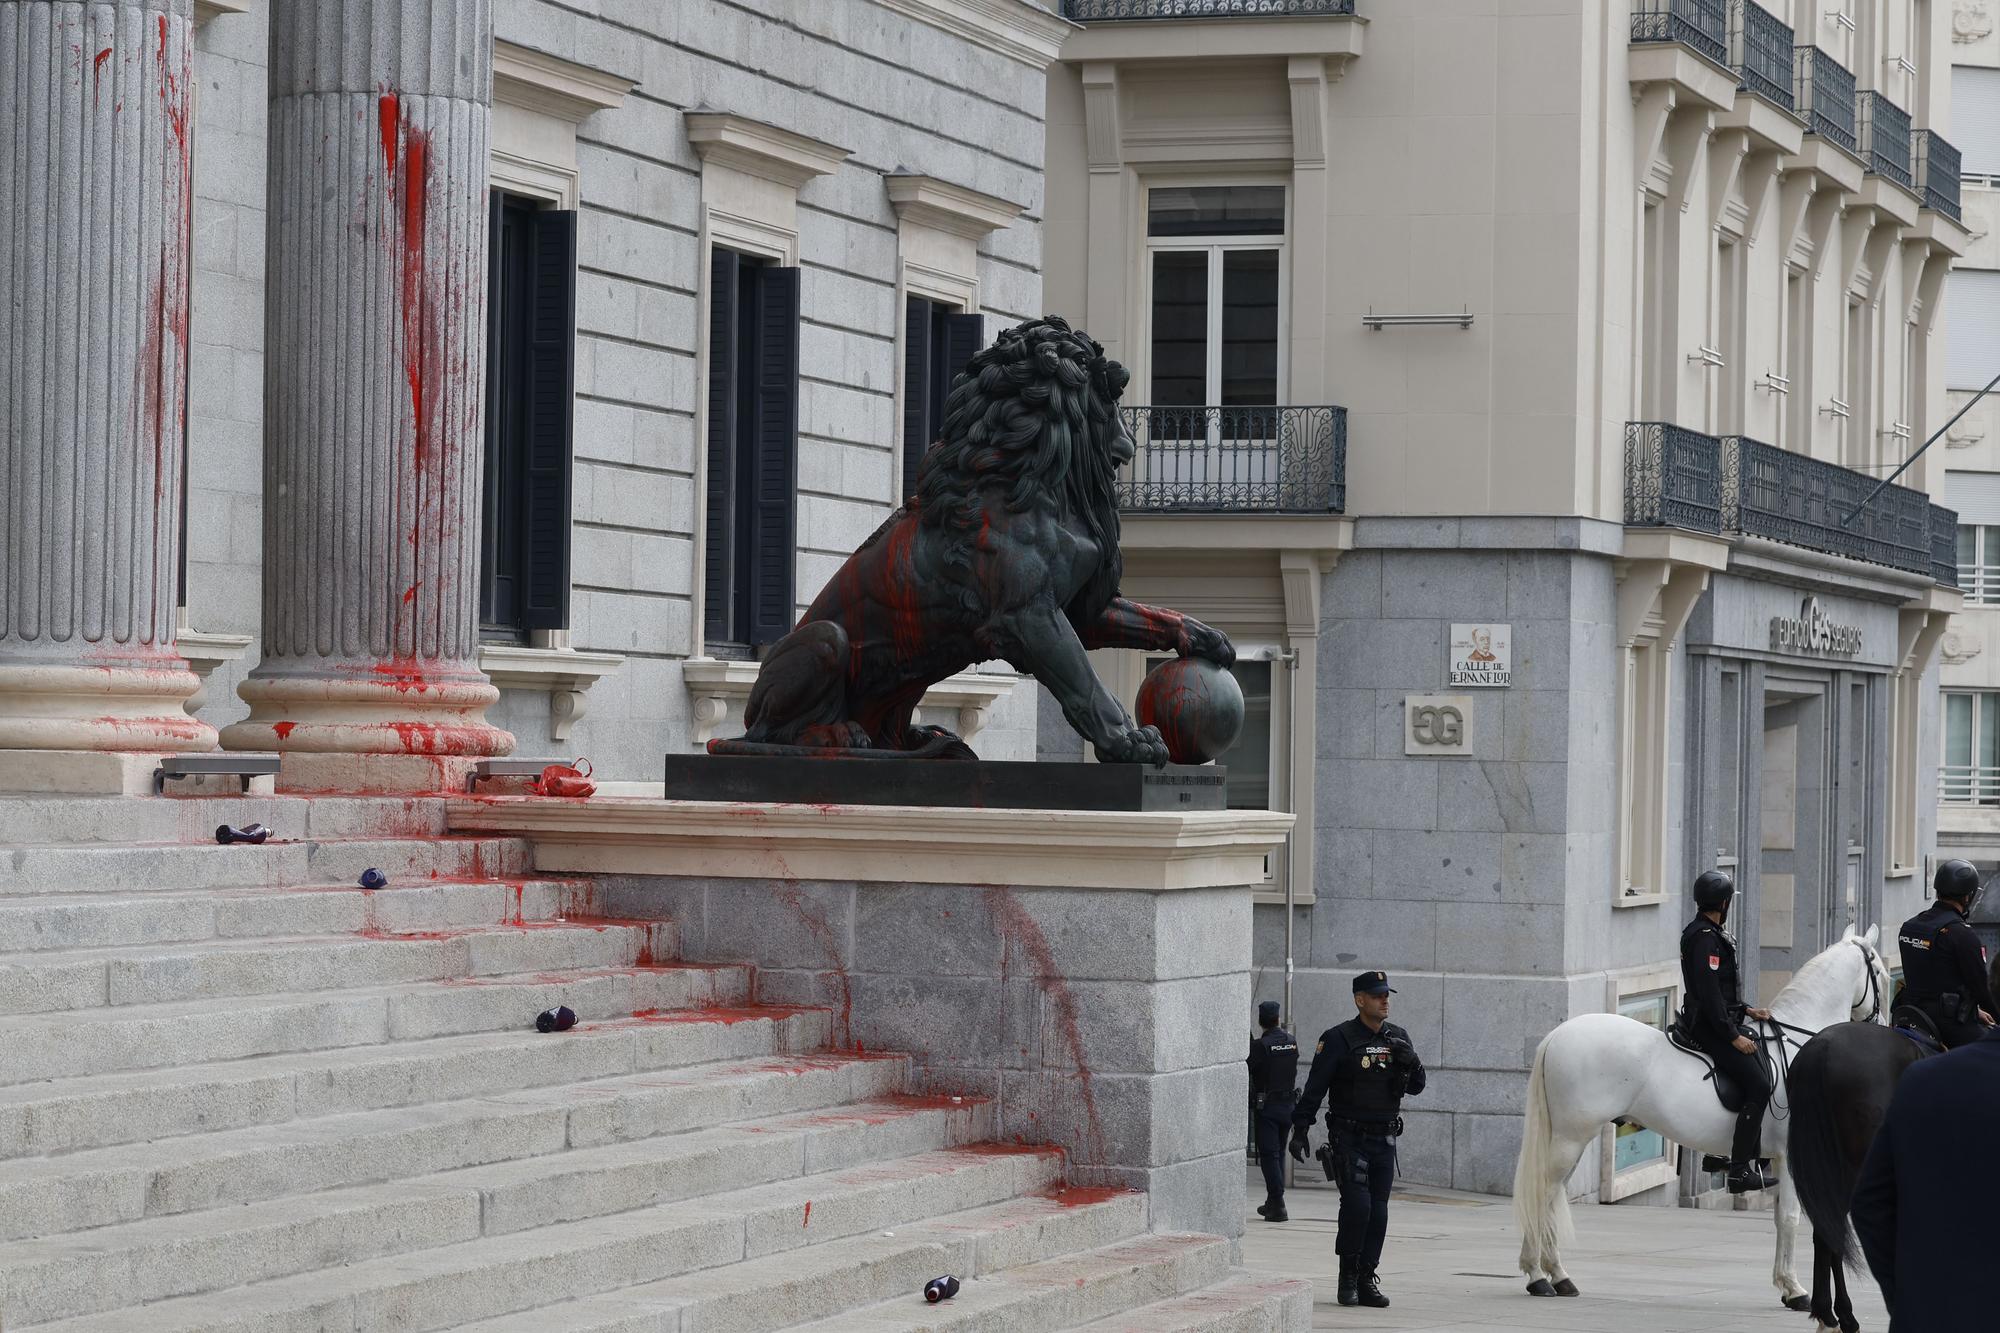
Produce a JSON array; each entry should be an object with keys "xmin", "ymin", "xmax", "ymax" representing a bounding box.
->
[
  {"xmin": 219, "ymin": 0, "xmax": 514, "ymax": 791},
  {"xmin": 0, "ymin": 0, "xmax": 216, "ymax": 790}
]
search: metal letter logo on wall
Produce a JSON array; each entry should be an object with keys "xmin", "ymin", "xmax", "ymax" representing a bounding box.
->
[
  {"xmin": 1768, "ymin": 596, "xmax": 1863, "ymax": 657},
  {"xmin": 1405, "ymin": 694, "xmax": 1474, "ymax": 756}
]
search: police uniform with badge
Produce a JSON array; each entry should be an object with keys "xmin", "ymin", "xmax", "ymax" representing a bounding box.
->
[
  {"xmin": 1288, "ymin": 970, "xmax": 1425, "ymax": 1310},
  {"xmin": 1678, "ymin": 870, "xmax": 1776, "ymax": 1194},
  {"xmin": 1895, "ymin": 858, "xmax": 1997, "ymax": 1050},
  {"xmin": 1246, "ymin": 999, "xmax": 1299, "ymax": 1222}
]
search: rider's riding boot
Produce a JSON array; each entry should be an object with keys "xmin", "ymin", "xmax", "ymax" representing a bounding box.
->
[
  {"xmin": 1726, "ymin": 1159, "xmax": 1777, "ymax": 1194},
  {"xmin": 1335, "ymin": 1257, "xmax": 1359, "ymax": 1307},
  {"xmin": 1357, "ymin": 1269, "xmax": 1391, "ymax": 1308}
]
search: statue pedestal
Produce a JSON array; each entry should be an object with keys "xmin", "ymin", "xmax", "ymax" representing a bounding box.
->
[
  {"xmin": 448, "ymin": 796, "xmax": 1291, "ymax": 1240},
  {"xmin": 662, "ymin": 755, "xmax": 1227, "ymax": 811}
]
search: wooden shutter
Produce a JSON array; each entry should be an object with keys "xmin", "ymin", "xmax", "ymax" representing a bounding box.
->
[
  {"xmin": 940, "ymin": 312, "xmax": 985, "ymax": 399},
  {"xmin": 520, "ymin": 209, "xmax": 576, "ymax": 632},
  {"xmin": 902, "ymin": 295, "xmax": 934, "ymax": 501},
  {"xmin": 747, "ymin": 265, "xmax": 801, "ymax": 646},
  {"xmin": 704, "ymin": 248, "xmax": 742, "ymax": 642}
]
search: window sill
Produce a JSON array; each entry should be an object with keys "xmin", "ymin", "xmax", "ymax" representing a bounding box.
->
[
  {"xmin": 193, "ymin": 0, "xmax": 250, "ymax": 23},
  {"xmin": 1614, "ymin": 889, "xmax": 1668, "ymax": 910},
  {"xmin": 1885, "ymin": 865, "xmax": 1917, "ymax": 880},
  {"xmin": 683, "ymin": 658, "xmax": 1016, "ymax": 749},
  {"xmin": 1251, "ymin": 886, "xmax": 1314, "ymax": 907},
  {"xmin": 478, "ymin": 644, "xmax": 624, "ymax": 742}
]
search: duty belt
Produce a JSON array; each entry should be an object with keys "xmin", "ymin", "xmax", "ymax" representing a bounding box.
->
[{"xmin": 1329, "ymin": 1114, "xmax": 1403, "ymax": 1139}]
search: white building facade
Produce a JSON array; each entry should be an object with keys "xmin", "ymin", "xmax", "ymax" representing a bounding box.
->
[{"xmin": 1039, "ymin": 0, "xmax": 1966, "ymax": 1201}]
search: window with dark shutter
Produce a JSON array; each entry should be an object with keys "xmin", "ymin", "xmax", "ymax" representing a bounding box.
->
[
  {"xmin": 703, "ymin": 248, "xmax": 801, "ymax": 651},
  {"xmin": 480, "ymin": 191, "xmax": 576, "ymax": 641},
  {"xmin": 902, "ymin": 298, "xmax": 984, "ymax": 501}
]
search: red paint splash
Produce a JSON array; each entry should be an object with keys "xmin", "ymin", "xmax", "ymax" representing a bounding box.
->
[
  {"xmin": 1039, "ymin": 1183, "xmax": 1131, "ymax": 1208},
  {"xmin": 272, "ymin": 721, "xmax": 296, "ymax": 740},
  {"xmin": 801, "ymin": 1200, "xmax": 812, "ymax": 1228},
  {"xmin": 376, "ymin": 93, "xmax": 400, "ymax": 175},
  {"xmin": 774, "ymin": 885, "xmax": 854, "ymax": 1050},
  {"xmin": 984, "ymin": 886, "xmax": 1105, "ymax": 1164},
  {"xmin": 93, "ymin": 45, "xmax": 111, "ymax": 95}
]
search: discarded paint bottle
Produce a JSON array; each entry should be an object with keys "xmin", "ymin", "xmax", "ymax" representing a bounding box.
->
[
  {"xmin": 215, "ymin": 823, "xmax": 270, "ymax": 845},
  {"xmin": 923, "ymin": 1276, "xmax": 959, "ymax": 1303},
  {"xmin": 536, "ymin": 1005, "xmax": 577, "ymax": 1033},
  {"xmin": 358, "ymin": 868, "xmax": 389, "ymax": 890}
]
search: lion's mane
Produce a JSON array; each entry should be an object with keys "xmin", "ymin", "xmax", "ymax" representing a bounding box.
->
[{"xmin": 910, "ymin": 316, "xmax": 1128, "ymax": 619}]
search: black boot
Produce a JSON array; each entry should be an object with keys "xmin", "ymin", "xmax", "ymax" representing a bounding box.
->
[
  {"xmin": 1357, "ymin": 1269, "xmax": 1391, "ymax": 1308},
  {"xmin": 1255, "ymin": 1200, "xmax": 1287, "ymax": 1222},
  {"xmin": 1336, "ymin": 1256, "xmax": 1359, "ymax": 1307},
  {"xmin": 1727, "ymin": 1160, "xmax": 1777, "ymax": 1194}
]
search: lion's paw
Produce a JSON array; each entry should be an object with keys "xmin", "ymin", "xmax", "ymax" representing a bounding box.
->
[{"xmin": 1095, "ymin": 722, "xmax": 1169, "ymax": 768}]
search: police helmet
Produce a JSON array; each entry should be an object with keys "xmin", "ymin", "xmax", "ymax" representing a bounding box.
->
[
  {"xmin": 1691, "ymin": 870, "xmax": 1735, "ymax": 912},
  {"xmin": 1934, "ymin": 858, "xmax": 1982, "ymax": 904}
]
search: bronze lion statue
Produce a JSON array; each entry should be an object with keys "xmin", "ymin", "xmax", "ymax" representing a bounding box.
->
[{"xmin": 709, "ymin": 316, "xmax": 1233, "ymax": 765}]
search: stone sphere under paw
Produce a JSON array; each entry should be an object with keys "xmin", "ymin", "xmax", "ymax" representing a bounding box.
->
[{"xmin": 1135, "ymin": 657, "xmax": 1244, "ymax": 765}]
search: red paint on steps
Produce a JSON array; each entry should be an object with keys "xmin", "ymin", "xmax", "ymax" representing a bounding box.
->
[
  {"xmin": 801, "ymin": 1200, "xmax": 811, "ymax": 1228},
  {"xmin": 1038, "ymin": 1183, "xmax": 1133, "ymax": 1208}
]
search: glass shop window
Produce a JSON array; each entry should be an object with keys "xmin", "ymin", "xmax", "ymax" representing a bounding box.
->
[{"xmin": 1614, "ymin": 990, "xmax": 1672, "ymax": 1173}]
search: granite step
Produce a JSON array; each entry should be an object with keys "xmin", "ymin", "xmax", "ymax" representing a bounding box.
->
[
  {"xmin": 7, "ymin": 1143, "xmax": 1077, "ymax": 1328},
  {"xmin": 785, "ymin": 1231, "xmax": 1234, "ymax": 1332},
  {"xmin": 0, "ymin": 963, "xmax": 751, "ymax": 1085},
  {"xmin": 0, "ymin": 1004, "xmax": 829, "ymax": 1159},
  {"xmin": 0, "ymin": 795, "xmax": 454, "ymax": 846},
  {"xmin": 0, "ymin": 877, "xmax": 599, "ymax": 952},
  {"xmin": 1068, "ymin": 1271, "xmax": 1314, "ymax": 1331},
  {"xmin": 0, "ymin": 833, "xmax": 531, "ymax": 896},
  {"xmin": 0, "ymin": 1054, "xmax": 931, "ymax": 1242}
]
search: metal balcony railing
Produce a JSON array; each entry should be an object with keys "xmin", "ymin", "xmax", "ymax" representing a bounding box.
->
[
  {"xmin": 1914, "ymin": 130, "xmax": 1963, "ymax": 221},
  {"xmin": 1858, "ymin": 90, "xmax": 1914, "ymax": 189},
  {"xmin": 1941, "ymin": 763, "xmax": 2000, "ymax": 805},
  {"xmin": 1060, "ymin": 0, "xmax": 1355, "ymax": 18},
  {"xmin": 1632, "ymin": 0, "xmax": 1729, "ymax": 65},
  {"xmin": 1720, "ymin": 435, "xmax": 1935, "ymax": 578},
  {"xmin": 1934, "ymin": 504, "xmax": 1963, "ymax": 589},
  {"xmin": 1625, "ymin": 422, "xmax": 1724, "ymax": 532},
  {"xmin": 1729, "ymin": 1, "xmax": 1795, "ymax": 112},
  {"xmin": 1116, "ymin": 406, "xmax": 1346, "ymax": 514},
  {"xmin": 1794, "ymin": 46, "xmax": 1857, "ymax": 153},
  {"xmin": 1958, "ymin": 564, "xmax": 2000, "ymax": 604}
]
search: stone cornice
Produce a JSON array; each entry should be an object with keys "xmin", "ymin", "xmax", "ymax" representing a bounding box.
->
[
  {"xmin": 875, "ymin": 0, "xmax": 1074, "ymax": 70},
  {"xmin": 448, "ymin": 797, "xmax": 1292, "ymax": 891},
  {"xmin": 886, "ymin": 173, "xmax": 1025, "ymax": 239},
  {"xmin": 685, "ymin": 112, "xmax": 849, "ymax": 189},
  {"xmin": 493, "ymin": 40, "xmax": 635, "ymax": 122}
]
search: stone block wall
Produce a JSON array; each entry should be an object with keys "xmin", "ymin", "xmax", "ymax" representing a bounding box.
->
[
  {"xmin": 177, "ymin": 0, "xmax": 1050, "ymax": 776},
  {"xmin": 602, "ymin": 874, "xmax": 1254, "ymax": 1240}
]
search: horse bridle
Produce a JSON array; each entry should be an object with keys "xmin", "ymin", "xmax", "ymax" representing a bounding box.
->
[{"xmin": 1853, "ymin": 938, "xmax": 1884, "ymax": 1024}]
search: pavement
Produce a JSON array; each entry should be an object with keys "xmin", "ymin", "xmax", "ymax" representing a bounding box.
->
[{"xmin": 1237, "ymin": 1167, "xmax": 1890, "ymax": 1332}]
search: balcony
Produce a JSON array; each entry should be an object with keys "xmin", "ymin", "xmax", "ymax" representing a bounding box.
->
[
  {"xmin": 1794, "ymin": 46, "xmax": 1857, "ymax": 154},
  {"xmin": 1728, "ymin": 0, "xmax": 1794, "ymax": 112},
  {"xmin": 1625, "ymin": 423, "xmax": 1724, "ymax": 533},
  {"xmin": 1060, "ymin": 0, "xmax": 1354, "ymax": 17},
  {"xmin": 1857, "ymin": 90, "xmax": 1914, "ymax": 189},
  {"xmin": 1914, "ymin": 130, "xmax": 1963, "ymax": 222},
  {"xmin": 1941, "ymin": 763, "xmax": 2000, "ymax": 806},
  {"xmin": 1116, "ymin": 405, "xmax": 1346, "ymax": 514},
  {"xmin": 1631, "ymin": 0, "xmax": 1728, "ymax": 66},
  {"xmin": 1625, "ymin": 425, "xmax": 1959, "ymax": 587}
]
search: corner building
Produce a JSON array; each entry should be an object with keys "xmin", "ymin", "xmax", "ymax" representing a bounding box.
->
[{"xmin": 1040, "ymin": 0, "xmax": 1966, "ymax": 1203}]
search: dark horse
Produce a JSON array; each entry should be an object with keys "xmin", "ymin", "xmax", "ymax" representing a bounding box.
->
[{"xmin": 1785, "ymin": 1022, "xmax": 1932, "ymax": 1331}]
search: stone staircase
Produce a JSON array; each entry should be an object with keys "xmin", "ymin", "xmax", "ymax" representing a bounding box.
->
[{"xmin": 0, "ymin": 793, "xmax": 1308, "ymax": 1331}]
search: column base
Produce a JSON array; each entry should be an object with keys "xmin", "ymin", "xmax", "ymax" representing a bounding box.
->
[
  {"xmin": 0, "ymin": 750, "xmax": 181, "ymax": 796},
  {"xmin": 0, "ymin": 661, "xmax": 216, "ymax": 755},
  {"xmin": 219, "ymin": 671, "xmax": 514, "ymax": 794}
]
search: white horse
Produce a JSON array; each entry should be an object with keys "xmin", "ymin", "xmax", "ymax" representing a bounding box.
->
[{"xmin": 1513, "ymin": 925, "xmax": 1890, "ymax": 1310}]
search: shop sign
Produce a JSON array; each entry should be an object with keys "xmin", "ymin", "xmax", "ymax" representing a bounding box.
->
[
  {"xmin": 1405, "ymin": 694, "xmax": 1474, "ymax": 756},
  {"xmin": 1448, "ymin": 623, "xmax": 1512, "ymax": 687},
  {"xmin": 1769, "ymin": 596, "xmax": 1862, "ymax": 657}
]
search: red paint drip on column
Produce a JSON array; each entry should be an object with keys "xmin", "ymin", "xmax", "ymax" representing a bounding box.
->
[
  {"xmin": 272, "ymin": 721, "xmax": 296, "ymax": 740},
  {"xmin": 775, "ymin": 885, "xmax": 854, "ymax": 1051},
  {"xmin": 984, "ymin": 885, "xmax": 1106, "ymax": 1165},
  {"xmin": 376, "ymin": 93, "xmax": 400, "ymax": 175}
]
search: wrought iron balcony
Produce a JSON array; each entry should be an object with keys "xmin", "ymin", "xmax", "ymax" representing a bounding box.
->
[
  {"xmin": 1857, "ymin": 91, "xmax": 1914, "ymax": 189},
  {"xmin": 1934, "ymin": 503, "xmax": 1962, "ymax": 589},
  {"xmin": 1914, "ymin": 130, "xmax": 1963, "ymax": 221},
  {"xmin": 1631, "ymin": 0, "xmax": 1729, "ymax": 65},
  {"xmin": 1728, "ymin": 1, "xmax": 1794, "ymax": 112},
  {"xmin": 1060, "ymin": 0, "xmax": 1355, "ymax": 18},
  {"xmin": 1794, "ymin": 46, "xmax": 1856, "ymax": 154},
  {"xmin": 1625, "ymin": 422, "xmax": 1723, "ymax": 533},
  {"xmin": 1116, "ymin": 406, "xmax": 1346, "ymax": 514},
  {"xmin": 1720, "ymin": 435, "xmax": 1935, "ymax": 578}
]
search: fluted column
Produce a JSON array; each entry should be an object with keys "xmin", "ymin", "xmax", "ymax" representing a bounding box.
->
[
  {"xmin": 220, "ymin": 0, "xmax": 513, "ymax": 791},
  {"xmin": 0, "ymin": 0, "xmax": 215, "ymax": 766}
]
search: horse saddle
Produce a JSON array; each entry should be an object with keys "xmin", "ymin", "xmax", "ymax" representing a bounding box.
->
[
  {"xmin": 1891, "ymin": 1004, "xmax": 1946, "ymax": 1055},
  {"xmin": 1665, "ymin": 1021, "xmax": 1763, "ymax": 1114}
]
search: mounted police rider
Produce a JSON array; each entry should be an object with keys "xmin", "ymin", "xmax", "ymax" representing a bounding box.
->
[
  {"xmin": 1679, "ymin": 869, "xmax": 1776, "ymax": 1194},
  {"xmin": 1894, "ymin": 858, "xmax": 1997, "ymax": 1050}
]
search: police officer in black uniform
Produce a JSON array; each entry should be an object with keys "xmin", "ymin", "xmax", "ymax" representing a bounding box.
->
[
  {"xmin": 1287, "ymin": 970, "xmax": 1425, "ymax": 1309},
  {"xmin": 1246, "ymin": 999, "xmax": 1299, "ymax": 1222},
  {"xmin": 1895, "ymin": 858, "xmax": 1997, "ymax": 1049},
  {"xmin": 1679, "ymin": 869, "xmax": 1776, "ymax": 1194}
]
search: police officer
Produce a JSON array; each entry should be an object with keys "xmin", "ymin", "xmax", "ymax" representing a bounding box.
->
[
  {"xmin": 1287, "ymin": 970, "xmax": 1425, "ymax": 1309},
  {"xmin": 1246, "ymin": 999, "xmax": 1299, "ymax": 1222},
  {"xmin": 1679, "ymin": 869, "xmax": 1776, "ymax": 1194},
  {"xmin": 1895, "ymin": 858, "xmax": 1997, "ymax": 1049}
]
